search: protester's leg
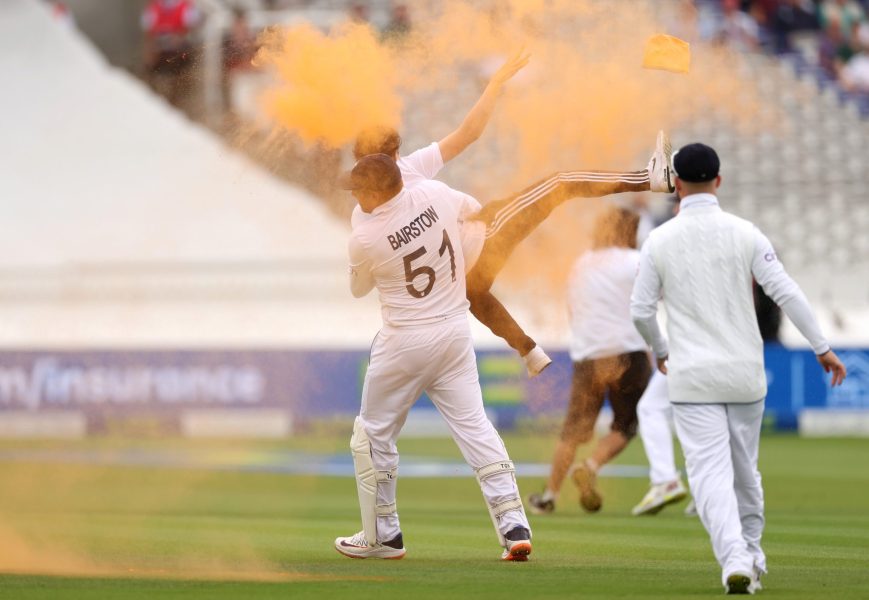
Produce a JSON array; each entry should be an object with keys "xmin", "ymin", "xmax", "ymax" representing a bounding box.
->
[
  {"xmin": 728, "ymin": 400, "xmax": 767, "ymax": 575},
  {"xmin": 588, "ymin": 351, "xmax": 651, "ymax": 468},
  {"xmin": 545, "ymin": 360, "xmax": 604, "ymax": 495},
  {"xmin": 469, "ymin": 170, "xmax": 650, "ymax": 290},
  {"xmin": 637, "ymin": 369, "xmax": 680, "ymax": 485},
  {"xmin": 466, "ymin": 170, "xmax": 649, "ymax": 355},
  {"xmin": 466, "ymin": 289, "xmax": 537, "ymax": 356},
  {"xmin": 673, "ymin": 403, "xmax": 754, "ymax": 585}
]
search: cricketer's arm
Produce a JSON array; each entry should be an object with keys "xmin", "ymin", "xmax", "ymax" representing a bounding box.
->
[{"xmin": 437, "ymin": 49, "xmax": 530, "ymax": 163}]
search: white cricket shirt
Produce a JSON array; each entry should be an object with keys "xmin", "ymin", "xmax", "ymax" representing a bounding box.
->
[
  {"xmin": 349, "ymin": 179, "xmax": 480, "ymax": 327},
  {"xmin": 567, "ymin": 247, "xmax": 648, "ymax": 362},
  {"xmin": 631, "ymin": 193, "xmax": 830, "ymax": 404},
  {"xmin": 350, "ymin": 142, "xmax": 485, "ymax": 270}
]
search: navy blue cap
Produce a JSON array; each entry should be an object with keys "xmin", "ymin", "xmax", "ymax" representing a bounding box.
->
[{"xmin": 672, "ymin": 143, "xmax": 720, "ymax": 183}]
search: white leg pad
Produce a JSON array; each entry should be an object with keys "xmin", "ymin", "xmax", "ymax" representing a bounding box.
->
[
  {"xmin": 375, "ymin": 468, "xmax": 398, "ymax": 517},
  {"xmin": 350, "ymin": 417, "xmax": 398, "ymax": 545},
  {"xmin": 475, "ymin": 460, "xmax": 527, "ymax": 546},
  {"xmin": 350, "ymin": 417, "xmax": 378, "ymax": 545}
]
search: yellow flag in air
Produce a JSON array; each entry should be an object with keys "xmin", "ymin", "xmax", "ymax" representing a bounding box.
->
[{"xmin": 642, "ymin": 34, "xmax": 691, "ymax": 74}]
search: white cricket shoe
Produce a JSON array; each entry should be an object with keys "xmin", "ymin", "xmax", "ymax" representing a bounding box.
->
[
  {"xmin": 684, "ymin": 498, "xmax": 698, "ymax": 516},
  {"xmin": 749, "ymin": 567, "xmax": 763, "ymax": 594},
  {"xmin": 648, "ymin": 130, "xmax": 675, "ymax": 193},
  {"xmin": 334, "ymin": 531, "xmax": 406, "ymax": 560},
  {"xmin": 500, "ymin": 526, "xmax": 532, "ymax": 562},
  {"xmin": 631, "ymin": 478, "xmax": 688, "ymax": 516},
  {"xmin": 523, "ymin": 346, "xmax": 552, "ymax": 378}
]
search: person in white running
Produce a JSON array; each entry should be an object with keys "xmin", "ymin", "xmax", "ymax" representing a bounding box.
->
[
  {"xmin": 527, "ymin": 206, "xmax": 652, "ymax": 515},
  {"xmin": 335, "ymin": 154, "xmax": 533, "ymax": 562},
  {"xmin": 630, "ymin": 143, "xmax": 847, "ymax": 595},
  {"xmin": 631, "ymin": 369, "xmax": 690, "ymax": 516}
]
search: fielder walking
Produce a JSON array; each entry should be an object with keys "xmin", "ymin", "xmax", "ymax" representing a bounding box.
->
[
  {"xmin": 335, "ymin": 154, "xmax": 533, "ymax": 561},
  {"xmin": 630, "ymin": 143, "xmax": 847, "ymax": 594}
]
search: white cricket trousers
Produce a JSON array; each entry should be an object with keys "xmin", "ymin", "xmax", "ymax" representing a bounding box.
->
[
  {"xmin": 637, "ymin": 369, "xmax": 680, "ymax": 485},
  {"xmin": 359, "ymin": 315, "xmax": 529, "ymax": 543},
  {"xmin": 672, "ymin": 400, "xmax": 766, "ymax": 583}
]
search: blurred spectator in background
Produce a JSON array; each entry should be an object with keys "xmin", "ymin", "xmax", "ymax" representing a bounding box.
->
[
  {"xmin": 754, "ymin": 282, "xmax": 783, "ymax": 343},
  {"xmin": 141, "ymin": 0, "xmax": 200, "ymax": 106},
  {"xmin": 222, "ymin": 8, "xmax": 257, "ymax": 115},
  {"xmin": 382, "ymin": 4, "xmax": 412, "ymax": 42},
  {"xmin": 348, "ymin": 3, "xmax": 369, "ymax": 25},
  {"xmin": 50, "ymin": 1, "xmax": 75, "ymax": 28},
  {"xmin": 769, "ymin": 0, "xmax": 819, "ymax": 53},
  {"xmin": 819, "ymin": 0, "xmax": 866, "ymax": 36},
  {"xmin": 714, "ymin": 0, "xmax": 761, "ymax": 52},
  {"xmin": 841, "ymin": 22, "xmax": 869, "ymax": 90},
  {"xmin": 819, "ymin": 15, "xmax": 852, "ymax": 77}
]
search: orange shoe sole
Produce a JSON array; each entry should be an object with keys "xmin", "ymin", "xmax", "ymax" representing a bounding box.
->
[{"xmin": 503, "ymin": 541, "xmax": 532, "ymax": 562}]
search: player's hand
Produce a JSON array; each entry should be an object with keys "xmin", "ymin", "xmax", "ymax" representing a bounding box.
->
[
  {"xmin": 490, "ymin": 47, "xmax": 531, "ymax": 87},
  {"xmin": 817, "ymin": 350, "xmax": 847, "ymax": 387},
  {"xmin": 657, "ymin": 355, "xmax": 668, "ymax": 375}
]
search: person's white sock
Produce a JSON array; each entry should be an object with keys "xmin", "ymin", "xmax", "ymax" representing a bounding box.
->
[
  {"xmin": 585, "ymin": 458, "xmax": 600, "ymax": 473},
  {"xmin": 541, "ymin": 488, "xmax": 556, "ymax": 503}
]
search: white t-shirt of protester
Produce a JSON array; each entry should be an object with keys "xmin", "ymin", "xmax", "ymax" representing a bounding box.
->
[
  {"xmin": 567, "ymin": 247, "xmax": 648, "ymax": 362},
  {"xmin": 350, "ymin": 142, "xmax": 485, "ymax": 271},
  {"xmin": 348, "ymin": 179, "xmax": 479, "ymax": 327}
]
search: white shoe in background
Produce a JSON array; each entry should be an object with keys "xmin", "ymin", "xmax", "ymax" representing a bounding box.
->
[{"xmin": 631, "ymin": 478, "xmax": 688, "ymax": 516}]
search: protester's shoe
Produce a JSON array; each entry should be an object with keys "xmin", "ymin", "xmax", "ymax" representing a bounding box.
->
[
  {"xmin": 631, "ymin": 478, "xmax": 688, "ymax": 516},
  {"xmin": 724, "ymin": 571, "xmax": 754, "ymax": 594},
  {"xmin": 500, "ymin": 526, "xmax": 532, "ymax": 561},
  {"xmin": 684, "ymin": 498, "xmax": 698, "ymax": 517},
  {"xmin": 572, "ymin": 461, "xmax": 602, "ymax": 513},
  {"xmin": 334, "ymin": 531, "xmax": 406, "ymax": 559},
  {"xmin": 648, "ymin": 130, "xmax": 675, "ymax": 193},
  {"xmin": 523, "ymin": 345, "xmax": 552, "ymax": 377},
  {"xmin": 527, "ymin": 492, "xmax": 555, "ymax": 515}
]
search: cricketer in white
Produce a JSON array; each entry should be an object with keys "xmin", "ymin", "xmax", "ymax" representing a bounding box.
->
[
  {"xmin": 630, "ymin": 143, "xmax": 846, "ymax": 594},
  {"xmin": 336, "ymin": 154, "xmax": 532, "ymax": 562}
]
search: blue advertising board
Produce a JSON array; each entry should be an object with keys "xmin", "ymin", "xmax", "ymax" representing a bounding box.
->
[{"xmin": 0, "ymin": 347, "xmax": 865, "ymax": 432}]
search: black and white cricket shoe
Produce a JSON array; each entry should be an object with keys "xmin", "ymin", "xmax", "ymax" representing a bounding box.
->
[
  {"xmin": 501, "ymin": 526, "xmax": 532, "ymax": 562},
  {"xmin": 334, "ymin": 531, "xmax": 406, "ymax": 559}
]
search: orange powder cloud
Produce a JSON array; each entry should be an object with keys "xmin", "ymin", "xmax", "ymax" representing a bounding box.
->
[
  {"xmin": 254, "ymin": 22, "xmax": 403, "ymax": 147},
  {"xmin": 253, "ymin": 0, "xmax": 765, "ymax": 317}
]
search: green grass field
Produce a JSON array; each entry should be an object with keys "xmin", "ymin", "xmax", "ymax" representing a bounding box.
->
[{"xmin": 0, "ymin": 434, "xmax": 867, "ymax": 599}]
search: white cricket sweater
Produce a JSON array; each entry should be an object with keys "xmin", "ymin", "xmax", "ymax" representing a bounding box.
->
[{"xmin": 630, "ymin": 194, "xmax": 829, "ymax": 404}]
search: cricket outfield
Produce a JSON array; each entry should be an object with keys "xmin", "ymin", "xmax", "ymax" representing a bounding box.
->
[{"xmin": 0, "ymin": 434, "xmax": 867, "ymax": 599}]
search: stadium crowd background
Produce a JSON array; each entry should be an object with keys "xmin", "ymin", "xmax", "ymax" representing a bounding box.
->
[
  {"xmin": 60, "ymin": 0, "xmax": 867, "ymax": 339},
  {"xmin": 5, "ymin": 0, "xmax": 867, "ymax": 436}
]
